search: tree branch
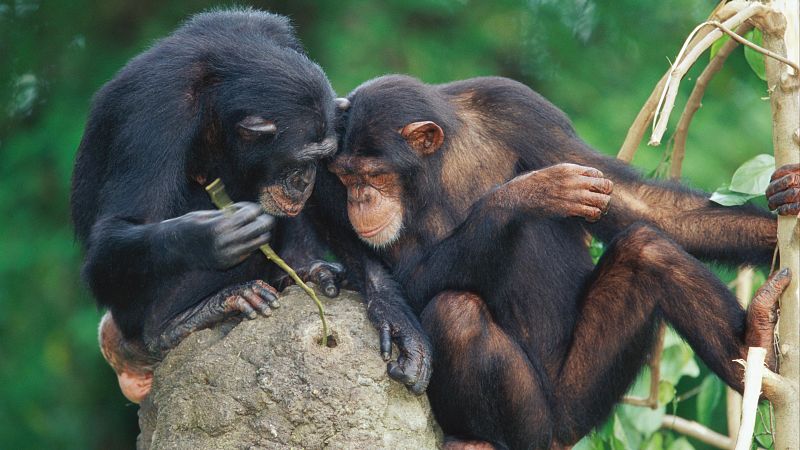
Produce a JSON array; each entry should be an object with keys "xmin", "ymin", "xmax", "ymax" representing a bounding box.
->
[
  {"xmin": 669, "ymin": 23, "xmax": 754, "ymax": 180},
  {"xmin": 661, "ymin": 414, "xmax": 732, "ymax": 449}
]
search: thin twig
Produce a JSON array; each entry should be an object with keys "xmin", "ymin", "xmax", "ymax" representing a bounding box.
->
[
  {"xmin": 651, "ymin": 2, "xmax": 767, "ymax": 145},
  {"xmin": 617, "ymin": 2, "xmax": 736, "ymax": 162},
  {"xmin": 661, "ymin": 414, "xmax": 733, "ymax": 449},
  {"xmin": 670, "ymin": 23, "xmax": 754, "ymax": 180},
  {"xmin": 708, "ymin": 20, "xmax": 800, "ymax": 74},
  {"xmin": 622, "ymin": 323, "xmax": 666, "ymax": 409}
]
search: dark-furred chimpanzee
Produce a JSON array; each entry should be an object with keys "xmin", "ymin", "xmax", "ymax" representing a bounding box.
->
[
  {"xmin": 71, "ymin": 9, "xmax": 344, "ymax": 403},
  {"xmin": 325, "ymin": 74, "xmax": 798, "ymax": 449}
]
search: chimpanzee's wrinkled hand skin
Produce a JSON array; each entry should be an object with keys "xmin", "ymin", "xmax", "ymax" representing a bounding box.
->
[
  {"xmin": 158, "ymin": 202, "xmax": 275, "ymax": 270},
  {"xmin": 374, "ymin": 308, "xmax": 432, "ymax": 395},
  {"xmin": 767, "ymin": 163, "xmax": 800, "ymax": 216},
  {"xmin": 496, "ymin": 163, "xmax": 614, "ymax": 222},
  {"xmin": 276, "ymin": 260, "xmax": 346, "ymax": 298}
]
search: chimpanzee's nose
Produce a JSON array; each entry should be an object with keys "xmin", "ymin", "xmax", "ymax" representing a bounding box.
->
[{"xmin": 288, "ymin": 165, "xmax": 315, "ymax": 193}]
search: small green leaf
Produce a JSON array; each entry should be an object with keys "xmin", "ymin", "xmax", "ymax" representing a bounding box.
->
[
  {"xmin": 743, "ymin": 29, "xmax": 767, "ymax": 81},
  {"xmin": 710, "ymin": 185, "xmax": 759, "ymax": 206},
  {"xmin": 696, "ymin": 375, "xmax": 724, "ymax": 424},
  {"xmin": 709, "ymin": 35, "xmax": 731, "ymax": 61},
  {"xmin": 730, "ymin": 154, "xmax": 775, "ymax": 194},
  {"xmin": 658, "ymin": 380, "xmax": 676, "ymax": 405}
]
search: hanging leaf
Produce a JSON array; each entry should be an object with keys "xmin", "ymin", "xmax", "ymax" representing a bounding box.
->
[
  {"xmin": 709, "ymin": 35, "xmax": 731, "ymax": 60},
  {"xmin": 743, "ymin": 29, "xmax": 767, "ymax": 81},
  {"xmin": 710, "ymin": 186, "xmax": 757, "ymax": 206},
  {"xmin": 696, "ymin": 375, "xmax": 724, "ymax": 425},
  {"xmin": 729, "ymin": 154, "xmax": 775, "ymax": 194}
]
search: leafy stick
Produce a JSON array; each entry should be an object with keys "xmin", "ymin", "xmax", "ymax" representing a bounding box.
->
[{"xmin": 205, "ymin": 178, "xmax": 330, "ymax": 346}]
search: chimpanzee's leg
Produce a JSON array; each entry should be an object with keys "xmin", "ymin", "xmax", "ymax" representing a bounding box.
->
[
  {"xmin": 421, "ymin": 291, "xmax": 555, "ymax": 450},
  {"xmin": 553, "ymin": 223, "xmax": 788, "ymax": 445},
  {"xmin": 99, "ymin": 312, "xmax": 160, "ymax": 404}
]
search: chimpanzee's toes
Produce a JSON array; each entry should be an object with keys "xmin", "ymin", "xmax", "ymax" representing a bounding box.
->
[
  {"xmin": 745, "ymin": 268, "xmax": 791, "ymax": 370},
  {"xmin": 118, "ymin": 371, "xmax": 153, "ymax": 404}
]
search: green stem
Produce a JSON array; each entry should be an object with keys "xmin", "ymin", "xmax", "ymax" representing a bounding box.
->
[{"xmin": 205, "ymin": 178, "xmax": 329, "ymax": 346}]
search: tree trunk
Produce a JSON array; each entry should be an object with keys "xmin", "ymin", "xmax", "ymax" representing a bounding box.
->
[{"xmin": 761, "ymin": 1, "xmax": 800, "ymax": 448}]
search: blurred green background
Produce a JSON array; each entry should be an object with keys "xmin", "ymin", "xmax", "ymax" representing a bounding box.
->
[{"xmin": 0, "ymin": 0, "xmax": 774, "ymax": 448}]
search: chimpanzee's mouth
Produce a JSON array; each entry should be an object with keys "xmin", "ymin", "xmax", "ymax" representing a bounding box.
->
[
  {"xmin": 357, "ymin": 213, "xmax": 397, "ymax": 238},
  {"xmin": 259, "ymin": 185, "xmax": 306, "ymax": 217}
]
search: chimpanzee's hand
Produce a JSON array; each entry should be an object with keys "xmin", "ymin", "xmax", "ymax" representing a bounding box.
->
[
  {"xmin": 159, "ymin": 202, "xmax": 275, "ymax": 270},
  {"xmin": 501, "ymin": 163, "xmax": 614, "ymax": 222},
  {"xmin": 767, "ymin": 163, "xmax": 800, "ymax": 216},
  {"xmin": 276, "ymin": 260, "xmax": 346, "ymax": 298},
  {"xmin": 377, "ymin": 315, "xmax": 433, "ymax": 395}
]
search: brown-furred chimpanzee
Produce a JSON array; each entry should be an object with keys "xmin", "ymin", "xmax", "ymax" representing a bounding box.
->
[
  {"xmin": 71, "ymin": 9, "xmax": 344, "ymax": 403},
  {"xmin": 324, "ymin": 74, "xmax": 798, "ymax": 449}
]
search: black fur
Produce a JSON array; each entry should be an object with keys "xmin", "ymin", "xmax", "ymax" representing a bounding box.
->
[
  {"xmin": 325, "ymin": 74, "xmax": 778, "ymax": 448},
  {"xmin": 71, "ymin": 9, "xmax": 337, "ymax": 344}
]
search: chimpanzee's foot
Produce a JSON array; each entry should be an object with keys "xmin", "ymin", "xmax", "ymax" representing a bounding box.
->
[
  {"xmin": 745, "ymin": 268, "xmax": 791, "ymax": 370},
  {"xmin": 146, "ymin": 280, "xmax": 280, "ymax": 356},
  {"xmin": 99, "ymin": 312, "xmax": 159, "ymax": 403},
  {"xmin": 443, "ymin": 437, "xmax": 496, "ymax": 450}
]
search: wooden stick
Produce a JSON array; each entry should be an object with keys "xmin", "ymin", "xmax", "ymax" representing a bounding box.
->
[
  {"xmin": 205, "ymin": 179, "xmax": 331, "ymax": 346},
  {"xmin": 734, "ymin": 347, "xmax": 766, "ymax": 450},
  {"xmin": 661, "ymin": 414, "xmax": 733, "ymax": 449}
]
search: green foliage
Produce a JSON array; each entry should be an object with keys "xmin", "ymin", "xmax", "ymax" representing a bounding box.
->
[
  {"xmin": 0, "ymin": 0, "xmax": 776, "ymax": 448},
  {"xmin": 711, "ymin": 154, "xmax": 775, "ymax": 205},
  {"xmin": 743, "ymin": 29, "xmax": 767, "ymax": 81}
]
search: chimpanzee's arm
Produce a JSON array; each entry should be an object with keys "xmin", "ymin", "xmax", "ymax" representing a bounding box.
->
[
  {"xmin": 84, "ymin": 203, "xmax": 274, "ymax": 319},
  {"xmin": 308, "ymin": 171, "xmax": 432, "ymax": 394},
  {"xmin": 573, "ymin": 146, "xmax": 778, "ymax": 266}
]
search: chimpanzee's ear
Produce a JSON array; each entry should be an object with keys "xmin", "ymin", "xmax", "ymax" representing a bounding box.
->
[{"xmin": 399, "ymin": 121, "xmax": 444, "ymax": 156}]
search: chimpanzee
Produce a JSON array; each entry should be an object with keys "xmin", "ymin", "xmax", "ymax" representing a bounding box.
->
[
  {"xmin": 71, "ymin": 9, "xmax": 344, "ymax": 402},
  {"xmin": 323, "ymin": 74, "xmax": 798, "ymax": 449}
]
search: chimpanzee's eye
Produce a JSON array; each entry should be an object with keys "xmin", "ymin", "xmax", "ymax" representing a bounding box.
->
[
  {"xmin": 370, "ymin": 173, "xmax": 391, "ymax": 189},
  {"xmin": 237, "ymin": 116, "xmax": 277, "ymax": 138}
]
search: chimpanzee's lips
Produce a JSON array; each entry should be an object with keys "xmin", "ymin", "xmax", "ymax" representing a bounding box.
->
[
  {"xmin": 357, "ymin": 213, "xmax": 397, "ymax": 238},
  {"xmin": 271, "ymin": 190, "xmax": 302, "ymax": 217}
]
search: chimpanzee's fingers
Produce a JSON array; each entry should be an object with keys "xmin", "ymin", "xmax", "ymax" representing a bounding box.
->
[
  {"xmin": 255, "ymin": 284, "xmax": 280, "ymax": 309},
  {"xmin": 241, "ymin": 288, "xmax": 272, "ymax": 316},
  {"xmin": 220, "ymin": 214, "xmax": 274, "ymax": 247},
  {"xmin": 754, "ymin": 268, "xmax": 792, "ymax": 302},
  {"xmin": 387, "ymin": 360, "xmax": 418, "ymax": 385},
  {"xmin": 380, "ymin": 324, "xmax": 392, "ymax": 361},
  {"xmin": 770, "ymin": 163, "xmax": 800, "ymax": 181},
  {"xmin": 231, "ymin": 295, "xmax": 257, "ymax": 319},
  {"xmin": 577, "ymin": 166, "xmax": 604, "ymax": 178},
  {"xmin": 776, "ymin": 204, "xmax": 800, "ymax": 217},
  {"xmin": 408, "ymin": 354, "xmax": 432, "ymax": 395},
  {"xmin": 228, "ymin": 202, "xmax": 266, "ymax": 227},
  {"xmin": 310, "ymin": 262, "xmax": 345, "ymax": 298},
  {"xmin": 766, "ymin": 173, "xmax": 800, "ymax": 198},
  {"xmin": 575, "ymin": 205, "xmax": 604, "ymax": 223},
  {"xmin": 582, "ymin": 176, "xmax": 614, "ymax": 194},
  {"xmin": 767, "ymin": 187, "xmax": 800, "ymax": 211}
]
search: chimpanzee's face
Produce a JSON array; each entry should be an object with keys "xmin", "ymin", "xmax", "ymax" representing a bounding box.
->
[{"xmin": 214, "ymin": 62, "xmax": 337, "ymax": 217}]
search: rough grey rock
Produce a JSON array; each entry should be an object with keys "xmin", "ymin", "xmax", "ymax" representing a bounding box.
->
[{"xmin": 138, "ymin": 286, "xmax": 442, "ymax": 450}]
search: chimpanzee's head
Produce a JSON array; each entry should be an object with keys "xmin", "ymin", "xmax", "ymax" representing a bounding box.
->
[
  {"xmin": 177, "ymin": 10, "xmax": 337, "ymax": 217},
  {"xmin": 329, "ymin": 75, "xmax": 453, "ymax": 247},
  {"xmin": 73, "ymin": 9, "xmax": 337, "ymax": 235}
]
